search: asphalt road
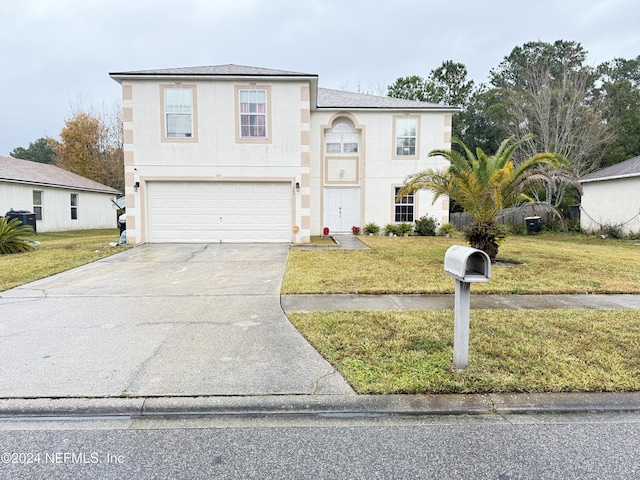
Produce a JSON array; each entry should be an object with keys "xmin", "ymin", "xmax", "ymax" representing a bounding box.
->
[{"xmin": 0, "ymin": 411, "xmax": 639, "ymax": 479}]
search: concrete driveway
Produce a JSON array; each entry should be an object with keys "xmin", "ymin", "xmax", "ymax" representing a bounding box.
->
[{"xmin": 0, "ymin": 244, "xmax": 353, "ymax": 398}]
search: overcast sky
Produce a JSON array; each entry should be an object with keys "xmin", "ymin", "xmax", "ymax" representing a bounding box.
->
[{"xmin": 1, "ymin": 0, "xmax": 639, "ymax": 156}]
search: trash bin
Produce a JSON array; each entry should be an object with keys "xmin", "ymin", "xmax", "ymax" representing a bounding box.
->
[
  {"xmin": 524, "ymin": 216, "xmax": 541, "ymax": 235},
  {"xmin": 5, "ymin": 210, "xmax": 37, "ymax": 233}
]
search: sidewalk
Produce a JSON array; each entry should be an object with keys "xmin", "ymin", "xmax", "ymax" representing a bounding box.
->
[{"xmin": 282, "ymin": 293, "xmax": 640, "ymax": 312}]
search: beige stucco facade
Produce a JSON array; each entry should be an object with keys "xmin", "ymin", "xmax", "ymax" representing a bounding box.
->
[{"xmin": 111, "ymin": 65, "xmax": 457, "ymax": 244}]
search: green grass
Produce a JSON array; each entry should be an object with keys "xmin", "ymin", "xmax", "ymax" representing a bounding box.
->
[
  {"xmin": 289, "ymin": 309, "xmax": 640, "ymax": 394},
  {"xmin": 0, "ymin": 229, "xmax": 129, "ymax": 291},
  {"xmin": 282, "ymin": 233, "xmax": 640, "ymax": 294}
]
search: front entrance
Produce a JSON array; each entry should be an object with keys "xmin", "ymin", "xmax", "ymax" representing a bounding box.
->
[{"xmin": 323, "ymin": 187, "xmax": 360, "ymax": 233}]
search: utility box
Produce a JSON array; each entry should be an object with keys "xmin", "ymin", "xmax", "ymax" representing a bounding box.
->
[
  {"xmin": 5, "ymin": 210, "xmax": 37, "ymax": 233},
  {"xmin": 444, "ymin": 245, "xmax": 491, "ymax": 283}
]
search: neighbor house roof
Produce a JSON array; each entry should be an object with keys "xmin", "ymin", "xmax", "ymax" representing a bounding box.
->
[
  {"xmin": 579, "ymin": 155, "xmax": 640, "ymax": 183},
  {"xmin": 0, "ymin": 156, "xmax": 120, "ymax": 194},
  {"xmin": 110, "ymin": 64, "xmax": 457, "ymax": 111}
]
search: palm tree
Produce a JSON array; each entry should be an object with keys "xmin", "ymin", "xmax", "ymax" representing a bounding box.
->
[{"xmin": 399, "ymin": 135, "xmax": 567, "ymax": 261}]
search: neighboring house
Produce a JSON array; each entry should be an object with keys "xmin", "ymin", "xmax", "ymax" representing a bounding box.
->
[
  {"xmin": 0, "ymin": 156, "xmax": 121, "ymax": 232},
  {"xmin": 109, "ymin": 65, "xmax": 457, "ymax": 244},
  {"xmin": 579, "ymin": 155, "xmax": 640, "ymax": 235}
]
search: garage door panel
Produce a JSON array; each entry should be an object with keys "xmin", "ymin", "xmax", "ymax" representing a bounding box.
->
[{"xmin": 147, "ymin": 182, "xmax": 291, "ymax": 243}]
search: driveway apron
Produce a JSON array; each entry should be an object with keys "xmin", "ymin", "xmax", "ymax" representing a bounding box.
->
[{"xmin": 0, "ymin": 244, "xmax": 353, "ymax": 398}]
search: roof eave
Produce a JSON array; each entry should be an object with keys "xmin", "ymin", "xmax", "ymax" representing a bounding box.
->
[
  {"xmin": 110, "ymin": 72, "xmax": 319, "ymax": 83},
  {"xmin": 0, "ymin": 178, "xmax": 121, "ymax": 195},
  {"xmin": 579, "ymin": 172, "xmax": 640, "ymax": 183}
]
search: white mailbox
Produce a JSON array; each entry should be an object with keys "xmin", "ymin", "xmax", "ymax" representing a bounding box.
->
[
  {"xmin": 444, "ymin": 245, "xmax": 491, "ymax": 283},
  {"xmin": 443, "ymin": 245, "xmax": 492, "ymax": 370}
]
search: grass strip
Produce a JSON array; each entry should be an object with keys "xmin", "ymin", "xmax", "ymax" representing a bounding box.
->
[
  {"xmin": 288, "ymin": 309, "xmax": 640, "ymax": 394},
  {"xmin": 282, "ymin": 234, "xmax": 640, "ymax": 294},
  {"xmin": 0, "ymin": 229, "xmax": 129, "ymax": 291}
]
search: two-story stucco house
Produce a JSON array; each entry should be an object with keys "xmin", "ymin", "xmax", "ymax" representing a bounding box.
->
[{"xmin": 109, "ymin": 65, "xmax": 456, "ymax": 244}]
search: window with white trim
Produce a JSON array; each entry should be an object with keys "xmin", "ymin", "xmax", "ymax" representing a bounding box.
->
[
  {"xmin": 325, "ymin": 122, "xmax": 359, "ymax": 154},
  {"xmin": 394, "ymin": 187, "xmax": 414, "ymax": 222},
  {"xmin": 239, "ymin": 89, "xmax": 267, "ymax": 138},
  {"xmin": 164, "ymin": 88, "xmax": 193, "ymax": 138},
  {"xmin": 33, "ymin": 190, "xmax": 43, "ymax": 221},
  {"xmin": 395, "ymin": 118, "xmax": 418, "ymax": 156},
  {"xmin": 70, "ymin": 193, "xmax": 78, "ymax": 220}
]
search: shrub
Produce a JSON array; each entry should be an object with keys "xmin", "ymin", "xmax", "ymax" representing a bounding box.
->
[
  {"xmin": 363, "ymin": 222, "xmax": 380, "ymax": 235},
  {"xmin": 0, "ymin": 217, "xmax": 36, "ymax": 254},
  {"xmin": 602, "ymin": 225, "xmax": 624, "ymax": 239},
  {"xmin": 438, "ymin": 223, "xmax": 457, "ymax": 236},
  {"xmin": 384, "ymin": 223, "xmax": 399, "ymax": 236},
  {"xmin": 414, "ymin": 214, "xmax": 438, "ymax": 236},
  {"xmin": 397, "ymin": 222, "xmax": 414, "ymax": 235},
  {"xmin": 505, "ymin": 222, "xmax": 526, "ymax": 235}
]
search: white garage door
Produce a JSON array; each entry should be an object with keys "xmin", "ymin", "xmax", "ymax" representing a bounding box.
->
[{"xmin": 146, "ymin": 181, "xmax": 292, "ymax": 243}]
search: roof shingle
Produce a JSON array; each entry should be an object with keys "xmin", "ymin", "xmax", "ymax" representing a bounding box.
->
[
  {"xmin": 579, "ymin": 155, "xmax": 640, "ymax": 182},
  {"xmin": 110, "ymin": 64, "xmax": 316, "ymax": 77},
  {"xmin": 0, "ymin": 156, "xmax": 120, "ymax": 194}
]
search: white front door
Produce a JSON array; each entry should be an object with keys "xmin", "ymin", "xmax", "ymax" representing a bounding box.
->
[{"xmin": 324, "ymin": 187, "xmax": 360, "ymax": 233}]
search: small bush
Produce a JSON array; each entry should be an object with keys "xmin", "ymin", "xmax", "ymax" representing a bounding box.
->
[
  {"xmin": 628, "ymin": 231, "xmax": 640, "ymax": 240},
  {"xmin": 505, "ymin": 222, "xmax": 527, "ymax": 235},
  {"xmin": 384, "ymin": 223, "xmax": 399, "ymax": 236},
  {"xmin": 397, "ymin": 222, "xmax": 413, "ymax": 235},
  {"xmin": 414, "ymin": 215, "xmax": 438, "ymax": 236},
  {"xmin": 0, "ymin": 217, "xmax": 36, "ymax": 254},
  {"xmin": 602, "ymin": 225, "xmax": 624, "ymax": 239},
  {"xmin": 438, "ymin": 223, "xmax": 457, "ymax": 236},
  {"xmin": 363, "ymin": 222, "xmax": 380, "ymax": 235}
]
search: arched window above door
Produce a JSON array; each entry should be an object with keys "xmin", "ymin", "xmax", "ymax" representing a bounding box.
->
[{"xmin": 325, "ymin": 121, "xmax": 359, "ymax": 154}]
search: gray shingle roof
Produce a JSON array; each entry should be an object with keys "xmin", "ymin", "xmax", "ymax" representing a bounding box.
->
[
  {"xmin": 0, "ymin": 156, "xmax": 120, "ymax": 194},
  {"xmin": 110, "ymin": 64, "xmax": 457, "ymax": 111},
  {"xmin": 579, "ymin": 155, "xmax": 640, "ymax": 182},
  {"xmin": 317, "ymin": 88, "xmax": 456, "ymax": 110},
  {"xmin": 110, "ymin": 64, "xmax": 316, "ymax": 78}
]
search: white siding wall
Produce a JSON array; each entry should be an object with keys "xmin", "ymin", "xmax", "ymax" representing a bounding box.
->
[
  {"xmin": 1, "ymin": 182, "xmax": 118, "ymax": 232},
  {"xmin": 581, "ymin": 177, "xmax": 640, "ymax": 235}
]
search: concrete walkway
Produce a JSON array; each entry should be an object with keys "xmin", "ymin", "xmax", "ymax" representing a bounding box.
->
[{"xmin": 282, "ymin": 293, "xmax": 640, "ymax": 313}]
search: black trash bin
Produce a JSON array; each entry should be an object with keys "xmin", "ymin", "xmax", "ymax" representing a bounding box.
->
[
  {"xmin": 5, "ymin": 210, "xmax": 37, "ymax": 233},
  {"xmin": 524, "ymin": 216, "xmax": 541, "ymax": 235}
]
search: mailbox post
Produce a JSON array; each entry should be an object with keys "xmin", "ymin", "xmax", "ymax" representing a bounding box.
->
[{"xmin": 444, "ymin": 245, "xmax": 491, "ymax": 369}]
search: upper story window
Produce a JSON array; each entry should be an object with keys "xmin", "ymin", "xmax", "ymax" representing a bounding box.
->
[
  {"xmin": 325, "ymin": 122, "xmax": 359, "ymax": 154},
  {"xmin": 161, "ymin": 85, "xmax": 197, "ymax": 142},
  {"xmin": 394, "ymin": 116, "xmax": 419, "ymax": 158},
  {"xmin": 33, "ymin": 190, "xmax": 43, "ymax": 221},
  {"xmin": 239, "ymin": 89, "xmax": 267, "ymax": 138}
]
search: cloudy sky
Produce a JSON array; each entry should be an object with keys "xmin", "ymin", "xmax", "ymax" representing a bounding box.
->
[{"xmin": 1, "ymin": 0, "xmax": 638, "ymax": 156}]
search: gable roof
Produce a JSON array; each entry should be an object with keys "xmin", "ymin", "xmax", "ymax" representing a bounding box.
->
[
  {"xmin": 579, "ymin": 155, "xmax": 640, "ymax": 183},
  {"xmin": 0, "ymin": 156, "xmax": 120, "ymax": 194}
]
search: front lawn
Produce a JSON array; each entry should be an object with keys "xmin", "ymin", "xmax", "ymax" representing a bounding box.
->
[
  {"xmin": 0, "ymin": 229, "xmax": 128, "ymax": 291},
  {"xmin": 289, "ymin": 309, "xmax": 640, "ymax": 394},
  {"xmin": 282, "ymin": 234, "xmax": 640, "ymax": 294}
]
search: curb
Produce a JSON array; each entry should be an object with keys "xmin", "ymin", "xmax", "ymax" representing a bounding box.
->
[{"xmin": 1, "ymin": 392, "xmax": 639, "ymax": 418}]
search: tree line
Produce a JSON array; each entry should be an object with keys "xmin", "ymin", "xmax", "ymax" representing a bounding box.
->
[
  {"xmin": 8, "ymin": 102, "xmax": 124, "ymax": 193},
  {"xmin": 388, "ymin": 40, "xmax": 640, "ymax": 214}
]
